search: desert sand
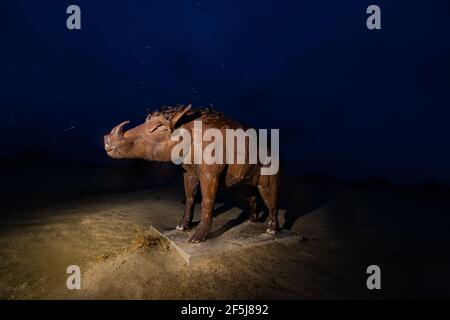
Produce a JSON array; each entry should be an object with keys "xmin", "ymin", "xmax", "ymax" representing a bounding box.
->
[{"xmin": 0, "ymin": 173, "xmax": 449, "ymax": 299}]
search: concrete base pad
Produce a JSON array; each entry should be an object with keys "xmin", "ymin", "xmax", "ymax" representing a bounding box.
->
[{"xmin": 151, "ymin": 221, "xmax": 299, "ymax": 265}]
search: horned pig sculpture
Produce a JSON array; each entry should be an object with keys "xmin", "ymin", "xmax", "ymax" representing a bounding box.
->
[{"xmin": 104, "ymin": 104, "xmax": 280, "ymax": 243}]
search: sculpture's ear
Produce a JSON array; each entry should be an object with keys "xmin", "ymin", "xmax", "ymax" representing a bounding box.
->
[{"xmin": 170, "ymin": 104, "xmax": 192, "ymax": 129}]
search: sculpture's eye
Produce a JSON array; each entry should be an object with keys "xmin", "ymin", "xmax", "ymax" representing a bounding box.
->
[{"xmin": 155, "ymin": 125, "xmax": 169, "ymax": 134}]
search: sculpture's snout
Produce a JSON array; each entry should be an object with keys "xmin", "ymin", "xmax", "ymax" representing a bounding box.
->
[{"xmin": 104, "ymin": 135, "xmax": 117, "ymax": 155}]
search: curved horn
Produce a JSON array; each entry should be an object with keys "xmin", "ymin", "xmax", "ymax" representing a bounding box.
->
[{"xmin": 110, "ymin": 121, "xmax": 130, "ymax": 137}]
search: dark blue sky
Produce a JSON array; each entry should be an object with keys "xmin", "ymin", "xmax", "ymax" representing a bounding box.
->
[{"xmin": 1, "ymin": 0, "xmax": 449, "ymax": 183}]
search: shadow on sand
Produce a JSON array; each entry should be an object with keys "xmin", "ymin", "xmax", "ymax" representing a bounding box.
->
[{"xmin": 202, "ymin": 178, "xmax": 335, "ymax": 240}]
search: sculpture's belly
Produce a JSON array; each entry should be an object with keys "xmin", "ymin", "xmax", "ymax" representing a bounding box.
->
[{"xmin": 225, "ymin": 163, "xmax": 260, "ymax": 187}]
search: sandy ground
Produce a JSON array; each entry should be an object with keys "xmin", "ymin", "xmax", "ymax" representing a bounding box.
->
[{"xmin": 0, "ymin": 179, "xmax": 449, "ymax": 299}]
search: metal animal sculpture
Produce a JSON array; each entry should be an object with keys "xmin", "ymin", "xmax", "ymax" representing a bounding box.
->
[{"xmin": 104, "ymin": 104, "xmax": 280, "ymax": 243}]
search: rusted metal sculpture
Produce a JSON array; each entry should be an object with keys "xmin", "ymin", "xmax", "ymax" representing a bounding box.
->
[{"xmin": 104, "ymin": 104, "xmax": 280, "ymax": 243}]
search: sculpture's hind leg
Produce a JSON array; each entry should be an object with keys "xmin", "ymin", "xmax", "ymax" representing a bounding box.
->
[
  {"xmin": 247, "ymin": 195, "xmax": 259, "ymax": 222},
  {"xmin": 257, "ymin": 173, "xmax": 280, "ymax": 235}
]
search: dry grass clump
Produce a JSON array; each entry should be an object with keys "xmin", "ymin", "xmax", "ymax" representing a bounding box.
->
[
  {"xmin": 130, "ymin": 228, "xmax": 170, "ymax": 251},
  {"xmin": 94, "ymin": 229, "xmax": 171, "ymax": 264}
]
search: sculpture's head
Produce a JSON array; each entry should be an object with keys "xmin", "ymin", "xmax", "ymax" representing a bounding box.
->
[
  {"xmin": 104, "ymin": 104, "xmax": 192, "ymax": 161},
  {"xmin": 103, "ymin": 120, "xmax": 134, "ymax": 159}
]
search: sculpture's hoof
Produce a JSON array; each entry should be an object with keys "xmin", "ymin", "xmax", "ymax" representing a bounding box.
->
[
  {"xmin": 265, "ymin": 228, "xmax": 277, "ymax": 235},
  {"xmin": 176, "ymin": 223, "xmax": 190, "ymax": 231},
  {"xmin": 188, "ymin": 227, "xmax": 209, "ymax": 243},
  {"xmin": 188, "ymin": 237, "xmax": 206, "ymax": 243},
  {"xmin": 249, "ymin": 215, "xmax": 259, "ymax": 223}
]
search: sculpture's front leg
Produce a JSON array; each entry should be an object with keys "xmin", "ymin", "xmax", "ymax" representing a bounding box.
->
[
  {"xmin": 188, "ymin": 172, "xmax": 219, "ymax": 243},
  {"xmin": 176, "ymin": 172, "xmax": 199, "ymax": 231}
]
